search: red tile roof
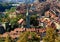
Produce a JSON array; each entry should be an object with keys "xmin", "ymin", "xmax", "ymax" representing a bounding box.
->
[{"xmin": 18, "ymin": 18, "xmax": 24, "ymax": 24}]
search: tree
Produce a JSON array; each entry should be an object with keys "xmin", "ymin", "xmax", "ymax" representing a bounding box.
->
[
  {"xmin": 9, "ymin": 7, "xmax": 16, "ymax": 12},
  {"xmin": 16, "ymin": 14, "xmax": 24, "ymax": 20},
  {"xmin": 5, "ymin": 7, "xmax": 16, "ymax": 13},
  {"xmin": 5, "ymin": 34, "xmax": 11, "ymax": 42},
  {"xmin": 43, "ymin": 27, "xmax": 58, "ymax": 42},
  {"xmin": 28, "ymin": 32, "xmax": 40, "ymax": 42},
  {"xmin": 0, "ymin": 35, "xmax": 5, "ymax": 42},
  {"xmin": 17, "ymin": 31, "xmax": 40, "ymax": 42},
  {"xmin": 30, "ymin": 15, "xmax": 39, "ymax": 27},
  {"xmin": 0, "ymin": 18, "xmax": 2, "ymax": 22},
  {"xmin": 17, "ymin": 32, "xmax": 29, "ymax": 42},
  {"xmin": 55, "ymin": 36, "xmax": 60, "ymax": 42},
  {"xmin": 8, "ymin": 17, "xmax": 19, "ymax": 30}
]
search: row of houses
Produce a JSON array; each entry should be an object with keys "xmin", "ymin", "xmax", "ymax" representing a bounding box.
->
[{"xmin": 0, "ymin": 28, "xmax": 46, "ymax": 39}]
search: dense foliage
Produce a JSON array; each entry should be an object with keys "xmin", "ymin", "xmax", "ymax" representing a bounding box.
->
[
  {"xmin": 17, "ymin": 31, "xmax": 40, "ymax": 42},
  {"xmin": 43, "ymin": 27, "xmax": 59, "ymax": 42}
]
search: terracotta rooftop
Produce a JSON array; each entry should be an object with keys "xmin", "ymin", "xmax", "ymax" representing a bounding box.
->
[
  {"xmin": 1, "ymin": 28, "xmax": 60, "ymax": 39},
  {"xmin": 18, "ymin": 18, "xmax": 24, "ymax": 24}
]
